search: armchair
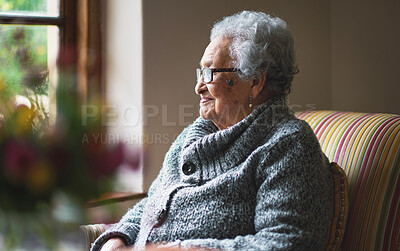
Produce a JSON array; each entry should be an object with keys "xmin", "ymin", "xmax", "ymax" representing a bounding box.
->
[
  {"xmin": 81, "ymin": 110, "xmax": 400, "ymax": 251},
  {"xmin": 296, "ymin": 110, "xmax": 400, "ymax": 250}
]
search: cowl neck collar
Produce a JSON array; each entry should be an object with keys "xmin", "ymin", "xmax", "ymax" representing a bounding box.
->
[{"xmin": 180, "ymin": 95, "xmax": 293, "ymax": 183}]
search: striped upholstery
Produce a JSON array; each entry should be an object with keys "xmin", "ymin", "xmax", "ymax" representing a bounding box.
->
[
  {"xmin": 80, "ymin": 224, "xmax": 112, "ymax": 250},
  {"xmin": 296, "ymin": 111, "xmax": 400, "ymax": 251}
]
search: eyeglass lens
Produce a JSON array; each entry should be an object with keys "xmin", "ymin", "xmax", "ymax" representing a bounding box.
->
[
  {"xmin": 203, "ymin": 68, "xmax": 212, "ymax": 83},
  {"xmin": 197, "ymin": 67, "xmax": 212, "ymax": 83}
]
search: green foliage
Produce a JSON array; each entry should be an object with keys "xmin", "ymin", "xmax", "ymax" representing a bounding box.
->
[
  {"xmin": 0, "ymin": 0, "xmax": 47, "ymax": 12},
  {"xmin": 0, "ymin": 1, "xmax": 51, "ymax": 133},
  {"xmin": 0, "ymin": 25, "xmax": 48, "ymax": 98},
  {"xmin": 0, "ymin": 0, "xmax": 50, "ymax": 99},
  {"xmin": 0, "ymin": 25, "xmax": 49, "ymax": 136}
]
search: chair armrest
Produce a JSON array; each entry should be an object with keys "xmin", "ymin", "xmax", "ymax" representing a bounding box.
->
[
  {"xmin": 80, "ymin": 192, "xmax": 146, "ymax": 250},
  {"xmin": 80, "ymin": 223, "xmax": 113, "ymax": 251},
  {"xmin": 326, "ymin": 162, "xmax": 349, "ymax": 251}
]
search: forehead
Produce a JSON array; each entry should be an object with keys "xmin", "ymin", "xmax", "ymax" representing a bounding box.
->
[{"xmin": 200, "ymin": 36, "xmax": 233, "ymax": 67}]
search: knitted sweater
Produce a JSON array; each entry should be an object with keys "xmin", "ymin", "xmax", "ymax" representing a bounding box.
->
[{"xmin": 92, "ymin": 95, "xmax": 333, "ymax": 251}]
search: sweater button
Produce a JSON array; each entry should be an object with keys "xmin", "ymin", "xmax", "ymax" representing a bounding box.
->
[
  {"xmin": 182, "ymin": 162, "xmax": 196, "ymax": 175},
  {"xmin": 155, "ymin": 209, "xmax": 167, "ymax": 227}
]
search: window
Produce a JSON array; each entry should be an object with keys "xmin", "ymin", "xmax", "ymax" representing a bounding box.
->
[
  {"xmin": 0, "ymin": 0, "xmax": 102, "ymax": 127},
  {"xmin": 0, "ymin": 0, "xmax": 60, "ymax": 128}
]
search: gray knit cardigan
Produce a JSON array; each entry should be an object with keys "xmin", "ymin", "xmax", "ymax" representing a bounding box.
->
[{"xmin": 92, "ymin": 95, "xmax": 333, "ymax": 251}]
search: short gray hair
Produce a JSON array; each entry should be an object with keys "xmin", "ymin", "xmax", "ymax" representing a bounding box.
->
[{"xmin": 210, "ymin": 11, "xmax": 298, "ymax": 94}]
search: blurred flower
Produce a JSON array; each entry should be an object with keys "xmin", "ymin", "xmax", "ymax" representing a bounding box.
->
[
  {"xmin": 3, "ymin": 140, "xmax": 37, "ymax": 182},
  {"xmin": 13, "ymin": 105, "xmax": 35, "ymax": 136},
  {"xmin": 14, "ymin": 95, "xmax": 32, "ymax": 109},
  {"xmin": 46, "ymin": 143, "xmax": 70, "ymax": 173},
  {"xmin": 123, "ymin": 146, "xmax": 142, "ymax": 171},
  {"xmin": 0, "ymin": 21, "xmax": 139, "ymax": 250},
  {"xmin": 86, "ymin": 141, "xmax": 124, "ymax": 178},
  {"xmin": 26, "ymin": 160, "xmax": 55, "ymax": 195}
]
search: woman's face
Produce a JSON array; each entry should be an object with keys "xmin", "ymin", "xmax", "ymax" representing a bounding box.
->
[{"xmin": 195, "ymin": 37, "xmax": 253, "ymax": 130}]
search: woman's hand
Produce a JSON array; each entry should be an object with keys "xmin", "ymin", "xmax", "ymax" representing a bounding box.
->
[{"xmin": 100, "ymin": 238, "xmax": 130, "ymax": 251}]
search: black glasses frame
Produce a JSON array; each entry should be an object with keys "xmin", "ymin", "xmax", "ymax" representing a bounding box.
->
[{"xmin": 196, "ymin": 67, "xmax": 238, "ymax": 83}]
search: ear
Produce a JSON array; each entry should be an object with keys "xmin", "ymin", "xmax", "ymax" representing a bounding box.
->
[{"xmin": 250, "ymin": 70, "xmax": 266, "ymax": 99}]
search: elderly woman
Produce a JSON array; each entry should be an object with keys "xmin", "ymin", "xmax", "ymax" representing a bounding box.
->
[{"xmin": 93, "ymin": 11, "xmax": 333, "ymax": 251}]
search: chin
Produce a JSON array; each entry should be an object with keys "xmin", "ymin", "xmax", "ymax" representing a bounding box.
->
[
  {"xmin": 200, "ymin": 113, "xmax": 210, "ymax": 120},
  {"xmin": 199, "ymin": 108, "xmax": 214, "ymax": 121}
]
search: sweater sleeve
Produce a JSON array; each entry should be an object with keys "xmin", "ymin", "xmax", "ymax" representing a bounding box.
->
[
  {"xmin": 90, "ymin": 177, "xmax": 160, "ymax": 251},
  {"xmin": 162, "ymin": 127, "xmax": 333, "ymax": 250},
  {"xmin": 90, "ymin": 126, "xmax": 191, "ymax": 251}
]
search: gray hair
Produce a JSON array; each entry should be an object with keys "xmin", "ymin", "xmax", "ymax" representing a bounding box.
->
[{"xmin": 210, "ymin": 11, "xmax": 298, "ymax": 94}]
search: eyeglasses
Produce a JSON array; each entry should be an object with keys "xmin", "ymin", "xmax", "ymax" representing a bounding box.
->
[{"xmin": 196, "ymin": 67, "xmax": 238, "ymax": 83}]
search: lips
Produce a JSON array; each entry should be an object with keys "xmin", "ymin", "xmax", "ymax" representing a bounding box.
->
[{"xmin": 200, "ymin": 96, "xmax": 214, "ymax": 104}]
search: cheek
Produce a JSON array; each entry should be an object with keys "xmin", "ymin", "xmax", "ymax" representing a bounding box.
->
[
  {"xmin": 209, "ymin": 84, "xmax": 242, "ymax": 109},
  {"xmin": 215, "ymin": 94, "xmax": 235, "ymax": 107},
  {"xmin": 207, "ymin": 84, "xmax": 220, "ymax": 96}
]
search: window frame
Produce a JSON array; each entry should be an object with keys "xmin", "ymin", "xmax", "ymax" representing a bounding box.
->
[
  {"xmin": 0, "ymin": 0, "xmax": 103, "ymax": 107},
  {"xmin": 0, "ymin": 0, "xmax": 120, "ymax": 199}
]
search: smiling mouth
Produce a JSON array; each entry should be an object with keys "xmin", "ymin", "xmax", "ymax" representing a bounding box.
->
[{"xmin": 200, "ymin": 97, "xmax": 214, "ymax": 104}]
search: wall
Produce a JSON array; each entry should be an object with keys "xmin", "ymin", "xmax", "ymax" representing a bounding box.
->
[
  {"xmin": 105, "ymin": 0, "xmax": 400, "ymax": 191},
  {"xmin": 142, "ymin": 0, "xmax": 331, "ymax": 190},
  {"xmin": 104, "ymin": 0, "xmax": 143, "ymax": 192},
  {"xmin": 331, "ymin": 0, "xmax": 400, "ymax": 114}
]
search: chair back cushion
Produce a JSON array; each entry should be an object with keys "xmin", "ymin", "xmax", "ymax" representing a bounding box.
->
[{"xmin": 296, "ymin": 111, "xmax": 400, "ymax": 251}]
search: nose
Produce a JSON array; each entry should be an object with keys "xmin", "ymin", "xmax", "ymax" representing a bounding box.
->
[{"xmin": 195, "ymin": 79, "xmax": 207, "ymax": 95}]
